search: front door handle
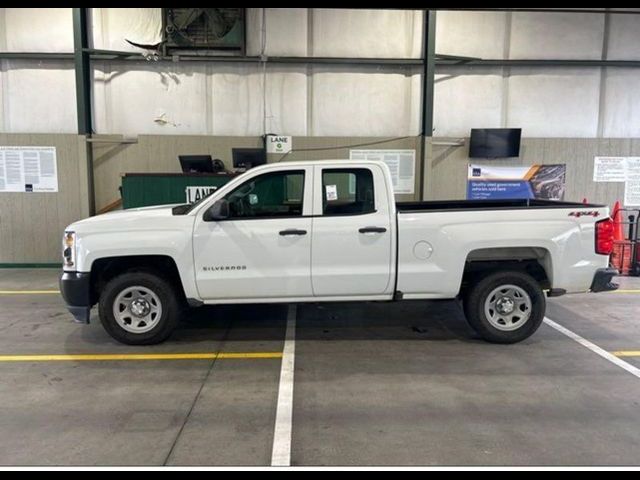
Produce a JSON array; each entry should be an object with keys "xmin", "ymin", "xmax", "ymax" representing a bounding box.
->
[
  {"xmin": 279, "ymin": 229, "xmax": 308, "ymax": 237},
  {"xmin": 359, "ymin": 227, "xmax": 387, "ymax": 234}
]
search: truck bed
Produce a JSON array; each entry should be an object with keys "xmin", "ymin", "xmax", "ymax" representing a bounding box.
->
[
  {"xmin": 395, "ymin": 198, "xmax": 610, "ymax": 299},
  {"xmin": 397, "ymin": 199, "xmax": 604, "ymax": 213}
]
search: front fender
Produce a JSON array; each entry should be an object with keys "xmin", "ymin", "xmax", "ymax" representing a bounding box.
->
[{"xmin": 74, "ymin": 229, "xmax": 199, "ymax": 300}]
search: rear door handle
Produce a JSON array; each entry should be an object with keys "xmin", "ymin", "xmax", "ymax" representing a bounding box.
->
[
  {"xmin": 359, "ymin": 227, "xmax": 387, "ymax": 234},
  {"xmin": 279, "ymin": 229, "xmax": 308, "ymax": 237}
]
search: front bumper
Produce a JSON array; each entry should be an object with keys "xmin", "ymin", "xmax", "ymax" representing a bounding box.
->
[
  {"xmin": 590, "ymin": 268, "xmax": 619, "ymax": 293},
  {"xmin": 59, "ymin": 272, "xmax": 92, "ymax": 324}
]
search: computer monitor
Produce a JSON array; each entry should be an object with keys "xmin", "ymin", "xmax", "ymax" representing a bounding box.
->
[
  {"xmin": 469, "ymin": 129, "xmax": 522, "ymax": 158},
  {"xmin": 179, "ymin": 155, "xmax": 214, "ymax": 173},
  {"xmin": 232, "ymin": 148, "xmax": 267, "ymax": 170}
]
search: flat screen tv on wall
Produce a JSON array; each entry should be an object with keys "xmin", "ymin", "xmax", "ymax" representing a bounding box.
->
[{"xmin": 469, "ymin": 128, "xmax": 522, "ymax": 158}]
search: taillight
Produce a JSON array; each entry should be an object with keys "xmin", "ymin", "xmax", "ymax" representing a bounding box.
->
[{"xmin": 595, "ymin": 218, "xmax": 614, "ymax": 256}]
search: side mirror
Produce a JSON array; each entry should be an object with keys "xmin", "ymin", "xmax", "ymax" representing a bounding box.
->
[{"xmin": 203, "ymin": 199, "xmax": 230, "ymax": 222}]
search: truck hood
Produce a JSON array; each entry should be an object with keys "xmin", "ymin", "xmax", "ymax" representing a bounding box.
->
[{"xmin": 66, "ymin": 204, "xmax": 186, "ymax": 234}]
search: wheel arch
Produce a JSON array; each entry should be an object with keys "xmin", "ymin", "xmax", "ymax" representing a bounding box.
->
[
  {"xmin": 460, "ymin": 247, "xmax": 553, "ymax": 296},
  {"xmin": 89, "ymin": 255, "xmax": 187, "ymax": 306}
]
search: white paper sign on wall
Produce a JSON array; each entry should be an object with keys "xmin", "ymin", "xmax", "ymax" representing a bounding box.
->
[
  {"xmin": 593, "ymin": 157, "xmax": 628, "ymax": 183},
  {"xmin": 266, "ymin": 135, "xmax": 292, "ymax": 154},
  {"xmin": 0, "ymin": 146, "xmax": 58, "ymax": 193},
  {"xmin": 625, "ymin": 158, "xmax": 640, "ymax": 207}
]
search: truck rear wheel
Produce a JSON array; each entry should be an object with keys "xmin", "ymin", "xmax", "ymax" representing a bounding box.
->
[
  {"xmin": 98, "ymin": 271, "xmax": 181, "ymax": 345},
  {"xmin": 463, "ymin": 271, "xmax": 546, "ymax": 344}
]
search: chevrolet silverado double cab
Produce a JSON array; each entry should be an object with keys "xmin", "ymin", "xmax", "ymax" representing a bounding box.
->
[{"xmin": 60, "ymin": 160, "xmax": 618, "ymax": 345}]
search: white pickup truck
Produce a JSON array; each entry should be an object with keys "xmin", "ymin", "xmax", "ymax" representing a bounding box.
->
[{"xmin": 60, "ymin": 160, "xmax": 618, "ymax": 345}]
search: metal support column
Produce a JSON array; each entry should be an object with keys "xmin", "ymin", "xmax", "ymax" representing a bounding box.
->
[
  {"xmin": 419, "ymin": 10, "xmax": 436, "ymax": 200},
  {"xmin": 73, "ymin": 8, "xmax": 95, "ymax": 215}
]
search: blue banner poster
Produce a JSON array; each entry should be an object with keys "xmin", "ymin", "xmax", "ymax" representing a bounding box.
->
[{"xmin": 467, "ymin": 164, "xmax": 566, "ymax": 201}]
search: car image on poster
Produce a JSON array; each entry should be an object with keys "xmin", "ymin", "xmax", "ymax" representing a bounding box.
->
[{"xmin": 468, "ymin": 164, "xmax": 566, "ymax": 201}]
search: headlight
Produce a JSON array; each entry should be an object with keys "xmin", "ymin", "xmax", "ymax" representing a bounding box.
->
[{"xmin": 62, "ymin": 231, "xmax": 76, "ymax": 268}]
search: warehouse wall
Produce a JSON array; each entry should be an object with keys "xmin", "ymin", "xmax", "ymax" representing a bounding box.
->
[
  {"xmin": 0, "ymin": 134, "xmax": 90, "ymax": 264},
  {"xmin": 0, "ymin": 8, "xmax": 74, "ymax": 52},
  {"xmin": 2, "ymin": 8, "xmax": 640, "ymax": 138},
  {"xmin": 90, "ymin": 9, "xmax": 423, "ymax": 59},
  {"xmin": 90, "ymin": 7, "xmax": 423, "ymax": 137},
  {"xmin": 0, "ymin": 8, "xmax": 423, "ymax": 137},
  {"xmin": 0, "ymin": 60, "xmax": 77, "ymax": 134},
  {"xmin": 434, "ymin": 9, "xmax": 640, "ymax": 138},
  {"xmin": 0, "ymin": 9, "xmax": 77, "ymax": 134},
  {"xmin": 92, "ymin": 62, "xmax": 421, "ymax": 137},
  {"xmin": 427, "ymin": 137, "xmax": 639, "ymax": 206},
  {"xmin": 89, "ymin": 8, "xmax": 640, "ymax": 138}
]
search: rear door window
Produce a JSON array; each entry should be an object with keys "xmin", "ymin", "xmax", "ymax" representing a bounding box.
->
[{"xmin": 321, "ymin": 169, "xmax": 375, "ymax": 216}]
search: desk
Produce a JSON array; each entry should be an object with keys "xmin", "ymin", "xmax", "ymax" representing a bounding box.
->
[{"xmin": 121, "ymin": 172, "xmax": 239, "ymax": 209}]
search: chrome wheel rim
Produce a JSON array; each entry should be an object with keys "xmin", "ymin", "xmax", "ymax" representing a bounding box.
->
[
  {"xmin": 113, "ymin": 286, "xmax": 162, "ymax": 334},
  {"xmin": 484, "ymin": 284, "xmax": 532, "ymax": 332}
]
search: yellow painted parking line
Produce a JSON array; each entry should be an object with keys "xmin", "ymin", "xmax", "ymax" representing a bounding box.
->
[
  {"xmin": 0, "ymin": 352, "xmax": 283, "ymax": 362},
  {"xmin": 610, "ymin": 290, "xmax": 640, "ymax": 294},
  {"xmin": 0, "ymin": 290, "xmax": 60, "ymax": 295},
  {"xmin": 613, "ymin": 351, "xmax": 640, "ymax": 358}
]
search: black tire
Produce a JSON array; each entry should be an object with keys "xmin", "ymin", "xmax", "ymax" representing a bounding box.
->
[
  {"xmin": 463, "ymin": 270, "xmax": 546, "ymax": 344},
  {"xmin": 98, "ymin": 271, "xmax": 181, "ymax": 345}
]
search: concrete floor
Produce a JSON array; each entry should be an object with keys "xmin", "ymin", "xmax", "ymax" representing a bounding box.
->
[{"xmin": 0, "ymin": 269, "xmax": 639, "ymax": 466}]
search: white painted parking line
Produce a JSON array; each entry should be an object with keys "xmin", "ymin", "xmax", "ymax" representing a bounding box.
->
[
  {"xmin": 544, "ymin": 317, "xmax": 640, "ymax": 380},
  {"xmin": 271, "ymin": 304, "xmax": 297, "ymax": 467}
]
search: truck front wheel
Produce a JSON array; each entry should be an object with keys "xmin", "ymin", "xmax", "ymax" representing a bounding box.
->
[
  {"xmin": 463, "ymin": 271, "xmax": 546, "ymax": 344},
  {"xmin": 98, "ymin": 271, "xmax": 181, "ymax": 345}
]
